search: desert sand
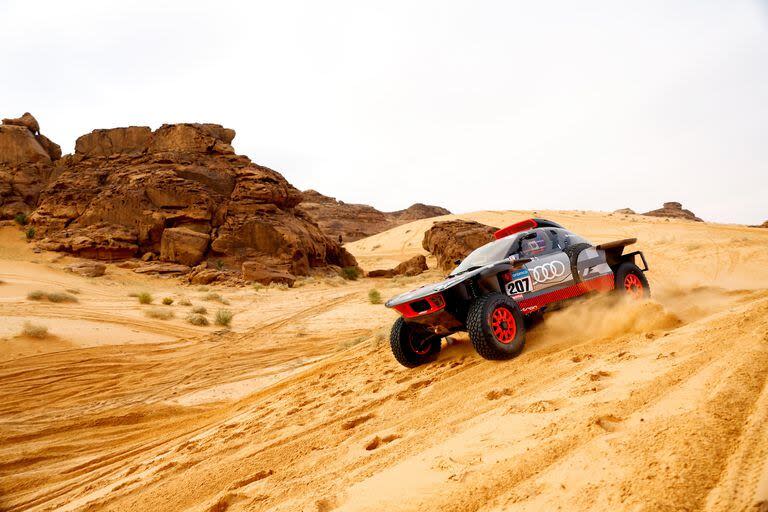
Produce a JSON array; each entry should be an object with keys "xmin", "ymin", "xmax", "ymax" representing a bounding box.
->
[{"xmin": 2, "ymin": 210, "xmax": 768, "ymax": 511}]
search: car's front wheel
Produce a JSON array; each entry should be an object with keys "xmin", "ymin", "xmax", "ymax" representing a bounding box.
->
[
  {"xmin": 390, "ymin": 317, "xmax": 441, "ymax": 368},
  {"xmin": 467, "ymin": 293, "xmax": 526, "ymax": 360}
]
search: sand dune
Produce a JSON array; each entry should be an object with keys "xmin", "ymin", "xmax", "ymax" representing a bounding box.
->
[{"xmin": 1, "ymin": 211, "xmax": 768, "ymax": 511}]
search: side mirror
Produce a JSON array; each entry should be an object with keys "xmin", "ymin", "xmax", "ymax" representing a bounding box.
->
[{"xmin": 454, "ymin": 259, "xmax": 462, "ymax": 265}]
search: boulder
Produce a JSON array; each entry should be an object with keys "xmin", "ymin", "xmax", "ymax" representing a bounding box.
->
[
  {"xmin": 242, "ymin": 261, "xmax": 296, "ymax": 286},
  {"xmin": 2, "ymin": 112, "xmax": 40, "ymax": 134},
  {"xmin": 35, "ymin": 134, "xmax": 61, "ymax": 161},
  {"xmin": 367, "ymin": 269, "xmax": 396, "ymax": 278},
  {"xmin": 65, "ymin": 261, "xmax": 106, "ymax": 277},
  {"xmin": 189, "ymin": 268, "xmax": 221, "ymax": 285},
  {"xmin": 147, "ymin": 123, "xmax": 235, "ymax": 154},
  {"xmin": 160, "ymin": 227, "xmax": 210, "ymax": 266},
  {"xmin": 0, "ymin": 125, "xmax": 50, "ymax": 165},
  {"xmin": 642, "ymin": 202, "xmax": 703, "ymax": 222},
  {"xmin": 422, "ymin": 220, "xmax": 498, "ymax": 271},
  {"xmin": 75, "ymin": 126, "xmax": 152, "ymax": 157},
  {"xmin": 393, "ymin": 254, "xmax": 428, "ymax": 276}
]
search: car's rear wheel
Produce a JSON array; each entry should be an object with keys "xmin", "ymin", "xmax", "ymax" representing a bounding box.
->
[
  {"xmin": 467, "ymin": 293, "xmax": 526, "ymax": 360},
  {"xmin": 390, "ymin": 317, "xmax": 441, "ymax": 368},
  {"xmin": 614, "ymin": 262, "xmax": 650, "ymax": 299}
]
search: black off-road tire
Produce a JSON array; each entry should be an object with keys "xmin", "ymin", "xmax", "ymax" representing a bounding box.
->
[
  {"xmin": 613, "ymin": 262, "xmax": 650, "ymax": 299},
  {"xmin": 390, "ymin": 317, "xmax": 441, "ymax": 368},
  {"xmin": 467, "ymin": 293, "xmax": 526, "ymax": 361}
]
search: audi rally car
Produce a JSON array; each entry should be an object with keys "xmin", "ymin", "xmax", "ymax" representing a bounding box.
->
[{"xmin": 385, "ymin": 218, "xmax": 649, "ymax": 367}]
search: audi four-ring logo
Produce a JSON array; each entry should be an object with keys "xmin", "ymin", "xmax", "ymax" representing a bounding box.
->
[{"xmin": 531, "ymin": 261, "xmax": 566, "ymax": 283}]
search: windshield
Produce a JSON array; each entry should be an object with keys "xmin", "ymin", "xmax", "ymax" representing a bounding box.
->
[{"xmin": 450, "ymin": 237, "xmax": 516, "ymax": 276}]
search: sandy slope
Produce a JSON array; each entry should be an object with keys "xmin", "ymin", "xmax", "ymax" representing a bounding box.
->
[{"xmin": 1, "ymin": 211, "xmax": 767, "ymax": 512}]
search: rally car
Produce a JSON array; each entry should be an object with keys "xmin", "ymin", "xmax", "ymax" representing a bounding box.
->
[{"xmin": 385, "ymin": 218, "xmax": 649, "ymax": 367}]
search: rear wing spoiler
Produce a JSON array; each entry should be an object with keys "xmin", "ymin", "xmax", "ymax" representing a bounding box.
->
[{"xmin": 596, "ymin": 238, "xmax": 648, "ymax": 271}]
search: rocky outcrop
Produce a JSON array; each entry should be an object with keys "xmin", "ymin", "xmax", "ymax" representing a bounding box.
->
[
  {"xmin": 367, "ymin": 254, "xmax": 429, "ymax": 278},
  {"xmin": 0, "ymin": 113, "xmax": 59, "ymax": 219},
  {"xmin": 0, "ymin": 113, "xmax": 358, "ymax": 284},
  {"xmin": 64, "ymin": 261, "xmax": 106, "ymax": 278},
  {"xmin": 642, "ymin": 202, "xmax": 703, "ymax": 222},
  {"xmin": 422, "ymin": 220, "xmax": 498, "ymax": 271},
  {"xmin": 613, "ymin": 208, "xmax": 636, "ymax": 215},
  {"xmin": 297, "ymin": 190, "xmax": 449, "ymax": 242},
  {"xmin": 242, "ymin": 261, "xmax": 296, "ymax": 286}
]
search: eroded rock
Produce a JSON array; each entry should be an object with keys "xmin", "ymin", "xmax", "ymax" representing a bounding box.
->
[
  {"xmin": 422, "ymin": 220, "xmax": 498, "ymax": 271},
  {"xmin": 642, "ymin": 202, "xmax": 703, "ymax": 222}
]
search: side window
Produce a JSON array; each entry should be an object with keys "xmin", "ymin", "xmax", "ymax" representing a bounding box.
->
[{"xmin": 518, "ymin": 229, "xmax": 553, "ymax": 258}]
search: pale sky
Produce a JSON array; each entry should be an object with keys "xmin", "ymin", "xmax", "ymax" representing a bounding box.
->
[{"xmin": 1, "ymin": 1, "xmax": 766, "ymax": 224}]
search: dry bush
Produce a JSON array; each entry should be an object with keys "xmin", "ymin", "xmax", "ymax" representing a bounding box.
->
[
  {"xmin": 252, "ymin": 283, "xmax": 265, "ymax": 292},
  {"xmin": 339, "ymin": 266, "xmax": 360, "ymax": 281},
  {"xmin": 22, "ymin": 321, "xmax": 48, "ymax": 338},
  {"xmin": 187, "ymin": 314, "xmax": 209, "ymax": 326},
  {"xmin": 179, "ymin": 298, "xmax": 192, "ymax": 306},
  {"xmin": 46, "ymin": 292, "xmax": 78, "ymax": 303},
  {"xmin": 192, "ymin": 305, "xmax": 207, "ymax": 315},
  {"xmin": 27, "ymin": 290, "xmax": 45, "ymax": 301},
  {"xmin": 368, "ymin": 289, "xmax": 382, "ymax": 304},
  {"xmin": 145, "ymin": 308, "xmax": 174, "ymax": 320},
  {"xmin": 215, "ymin": 309, "xmax": 233, "ymax": 327},
  {"xmin": 162, "ymin": 297, "xmax": 174, "ymax": 305},
  {"xmin": 268, "ymin": 282, "xmax": 289, "ymax": 291},
  {"xmin": 203, "ymin": 292, "xmax": 230, "ymax": 304}
]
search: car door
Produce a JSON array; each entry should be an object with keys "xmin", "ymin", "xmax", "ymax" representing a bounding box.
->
[{"xmin": 518, "ymin": 229, "xmax": 573, "ymax": 293}]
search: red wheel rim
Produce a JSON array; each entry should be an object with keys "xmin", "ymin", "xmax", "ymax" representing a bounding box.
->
[
  {"xmin": 409, "ymin": 331, "xmax": 432, "ymax": 355},
  {"xmin": 491, "ymin": 306, "xmax": 517, "ymax": 344},
  {"xmin": 624, "ymin": 273, "xmax": 644, "ymax": 299}
]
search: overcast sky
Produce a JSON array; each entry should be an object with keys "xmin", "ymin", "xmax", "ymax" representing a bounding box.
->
[{"xmin": 1, "ymin": 1, "xmax": 766, "ymax": 224}]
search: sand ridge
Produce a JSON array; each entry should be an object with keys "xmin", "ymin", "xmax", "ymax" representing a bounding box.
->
[{"xmin": 1, "ymin": 210, "xmax": 768, "ymax": 511}]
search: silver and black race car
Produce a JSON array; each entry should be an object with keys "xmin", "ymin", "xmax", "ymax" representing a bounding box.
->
[{"xmin": 385, "ymin": 218, "xmax": 649, "ymax": 367}]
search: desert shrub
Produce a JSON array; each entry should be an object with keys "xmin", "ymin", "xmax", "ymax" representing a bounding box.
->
[
  {"xmin": 14, "ymin": 212, "xmax": 28, "ymax": 226},
  {"xmin": 340, "ymin": 266, "xmax": 360, "ymax": 281},
  {"xmin": 252, "ymin": 283, "xmax": 265, "ymax": 292},
  {"xmin": 179, "ymin": 298, "xmax": 192, "ymax": 306},
  {"xmin": 25, "ymin": 227, "xmax": 35, "ymax": 240},
  {"xmin": 46, "ymin": 292, "xmax": 78, "ymax": 303},
  {"xmin": 144, "ymin": 308, "xmax": 174, "ymax": 320},
  {"xmin": 215, "ymin": 309, "xmax": 233, "ymax": 327},
  {"xmin": 197, "ymin": 286, "xmax": 210, "ymax": 292},
  {"xmin": 268, "ymin": 282, "xmax": 289, "ymax": 291},
  {"xmin": 368, "ymin": 289, "xmax": 382, "ymax": 304},
  {"xmin": 192, "ymin": 305, "xmax": 207, "ymax": 315},
  {"xmin": 65, "ymin": 288, "xmax": 81, "ymax": 295},
  {"xmin": 203, "ymin": 292, "xmax": 229, "ymax": 304},
  {"xmin": 186, "ymin": 314, "xmax": 209, "ymax": 326},
  {"xmin": 27, "ymin": 290, "xmax": 45, "ymax": 301},
  {"xmin": 215, "ymin": 259, "xmax": 224, "ymax": 271},
  {"xmin": 162, "ymin": 297, "xmax": 174, "ymax": 305},
  {"xmin": 372, "ymin": 244, "xmax": 381, "ymax": 250},
  {"xmin": 22, "ymin": 321, "xmax": 48, "ymax": 338},
  {"xmin": 137, "ymin": 292, "xmax": 152, "ymax": 304}
]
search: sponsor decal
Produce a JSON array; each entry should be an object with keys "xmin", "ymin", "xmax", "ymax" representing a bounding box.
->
[
  {"xmin": 506, "ymin": 267, "xmax": 532, "ymax": 295},
  {"xmin": 531, "ymin": 260, "xmax": 567, "ymax": 283}
]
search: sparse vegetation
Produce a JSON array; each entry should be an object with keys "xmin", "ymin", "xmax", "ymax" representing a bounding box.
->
[
  {"xmin": 137, "ymin": 292, "xmax": 153, "ymax": 304},
  {"xmin": 215, "ymin": 259, "xmax": 224, "ymax": 271},
  {"xmin": 179, "ymin": 298, "xmax": 192, "ymax": 306},
  {"xmin": 65, "ymin": 288, "xmax": 81, "ymax": 295},
  {"xmin": 252, "ymin": 283, "xmax": 265, "ymax": 292},
  {"xmin": 144, "ymin": 308, "xmax": 174, "ymax": 320},
  {"xmin": 268, "ymin": 282, "xmax": 289, "ymax": 291},
  {"xmin": 46, "ymin": 292, "xmax": 79, "ymax": 303},
  {"xmin": 215, "ymin": 309, "xmax": 233, "ymax": 327},
  {"xmin": 14, "ymin": 212, "xmax": 28, "ymax": 226},
  {"xmin": 368, "ymin": 289, "xmax": 382, "ymax": 304},
  {"xmin": 192, "ymin": 305, "xmax": 207, "ymax": 315},
  {"xmin": 197, "ymin": 286, "xmax": 210, "ymax": 292},
  {"xmin": 21, "ymin": 321, "xmax": 48, "ymax": 338},
  {"xmin": 27, "ymin": 290, "xmax": 78, "ymax": 303},
  {"xmin": 372, "ymin": 244, "xmax": 381, "ymax": 250},
  {"xmin": 186, "ymin": 314, "xmax": 209, "ymax": 326},
  {"xmin": 162, "ymin": 297, "xmax": 174, "ymax": 305},
  {"xmin": 340, "ymin": 266, "xmax": 360, "ymax": 281},
  {"xmin": 25, "ymin": 227, "xmax": 35, "ymax": 240},
  {"xmin": 203, "ymin": 292, "xmax": 230, "ymax": 304}
]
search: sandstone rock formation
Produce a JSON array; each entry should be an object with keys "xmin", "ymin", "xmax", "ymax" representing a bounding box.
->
[
  {"xmin": 0, "ymin": 113, "xmax": 60, "ymax": 219},
  {"xmin": 64, "ymin": 261, "xmax": 106, "ymax": 278},
  {"xmin": 367, "ymin": 254, "xmax": 429, "ymax": 278},
  {"xmin": 422, "ymin": 220, "xmax": 498, "ymax": 271},
  {"xmin": 642, "ymin": 202, "xmax": 703, "ymax": 222},
  {"xmin": 1, "ymin": 112, "xmax": 357, "ymax": 284},
  {"xmin": 613, "ymin": 208, "xmax": 636, "ymax": 215},
  {"xmin": 297, "ymin": 190, "xmax": 450, "ymax": 242}
]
